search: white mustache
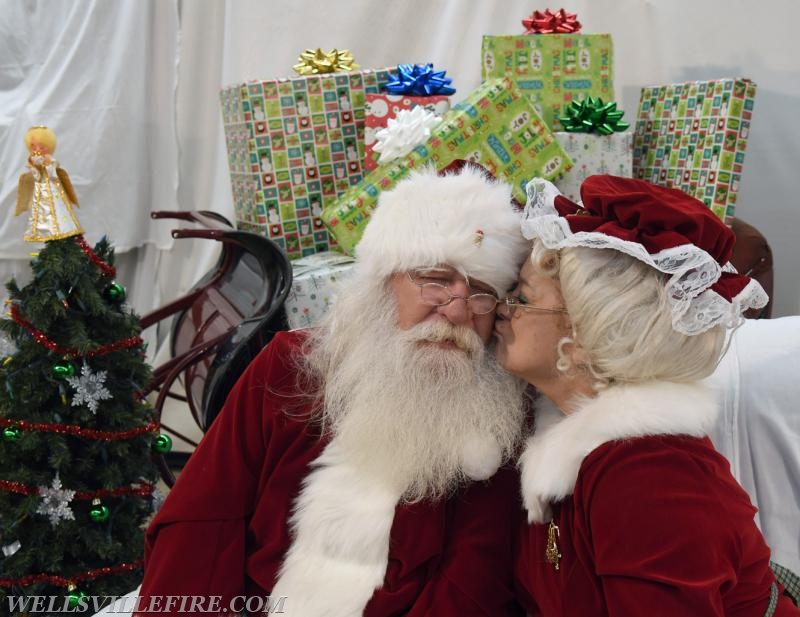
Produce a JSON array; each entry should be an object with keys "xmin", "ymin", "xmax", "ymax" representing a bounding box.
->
[{"xmin": 405, "ymin": 320, "xmax": 483, "ymax": 355}]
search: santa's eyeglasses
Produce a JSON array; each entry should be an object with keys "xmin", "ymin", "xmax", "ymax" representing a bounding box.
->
[{"xmin": 406, "ymin": 269, "xmax": 498, "ymax": 315}]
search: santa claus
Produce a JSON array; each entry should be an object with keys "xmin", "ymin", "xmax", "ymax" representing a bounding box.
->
[{"xmin": 136, "ymin": 162, "xmax": 531, "ymax": 616}]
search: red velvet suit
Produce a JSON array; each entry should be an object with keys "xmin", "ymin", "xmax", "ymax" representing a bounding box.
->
[
  {"xmin": 516, "ymin": 384, "xmax": 799, "ymax": 617},
  {"xmin": 139, "ymin": 330, "xmax": 524, "ymax": 616}
]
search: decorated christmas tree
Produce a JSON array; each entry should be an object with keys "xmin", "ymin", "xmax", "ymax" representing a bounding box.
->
[{"xmin": 0, "ymin": 127, "xmax": 164, "ymax": 614}]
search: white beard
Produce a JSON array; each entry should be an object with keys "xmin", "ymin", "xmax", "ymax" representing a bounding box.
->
[
  {"xmin": 305, "ymin": 288, "xmax": 528, "ymax": 502},
  {"xmin": 273, "ymin": 281, "xmax": 528, "ymax": 616}
]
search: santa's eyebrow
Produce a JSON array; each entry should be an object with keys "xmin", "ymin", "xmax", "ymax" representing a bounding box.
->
[
  {"xmin": 414, "ymin": 266, "xmax": 457, "ymax": 276},
  {"xmin": 412, "ymin": 267, "xmax": 495, "ymax": 294}
]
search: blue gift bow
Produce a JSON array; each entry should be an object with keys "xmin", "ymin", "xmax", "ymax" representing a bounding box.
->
[{"xmin": 385, "ymin": 63, "xmax": 456, "ymax": 96}]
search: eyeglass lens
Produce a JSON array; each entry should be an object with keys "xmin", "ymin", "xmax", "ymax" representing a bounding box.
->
[{"xmin": 408, "ymin": 269, "xmax": 498, "ymax": 315}]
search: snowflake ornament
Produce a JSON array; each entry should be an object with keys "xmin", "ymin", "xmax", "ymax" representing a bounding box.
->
[
  {"xmin": 0, "ymin": 331, "xmax": 17, "ymax": 358},
  {"xmin": 373, "ymin": 106, "xmax": 442, "ymax": 163},
  {"xmin": 151, "ymin": 487, "xmax": 167, "ymax": 513},
  {"xmin": 36, "ymin": 473, "xmax": 76, "ymax": 527},
  {"xmin": 66, "ymin": 364, "xmax": 113, "ymax": 414}
]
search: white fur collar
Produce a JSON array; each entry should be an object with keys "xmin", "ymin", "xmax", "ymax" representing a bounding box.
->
[
  {"xmin": 270, "ymin": 439, "xmax": 403, "ymax": 616},
  {"xmin": 519, "ymin": 381, "xmax": 719, "ymax": 523},
  {"xmin": 272, "ymin": 432, "xmax": 505, "ymax": 615}
]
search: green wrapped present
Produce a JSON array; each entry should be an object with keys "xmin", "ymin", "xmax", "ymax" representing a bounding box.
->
[
  {"xmin": 220, "ymin": 67, "xmax": 393, "ymax": 259},
  {"xmin": 481, "ymin": 33, "xmax": 613, "ymax": 131},
  {"xmin": 322, "ymin": 77, "xmax": 572, "ymax": 254},
  {"xmin": 633, "ymin": 78, "xmax": 757, "ymax": 222}
]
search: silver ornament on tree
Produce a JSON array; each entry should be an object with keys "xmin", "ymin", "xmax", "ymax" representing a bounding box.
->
[
  {"xmin": 35, "ymin": 473, "xmax": 76, "ymax": 527},
  {"xmin": 2, "ymin": 540, "xmax": 21, "ymax": 557},
  {"xmin": 65, "ymin": 364, "xmax": 113, "ymax": 414},
  {"xmin": 151, "ymin": 487, "xmax": 166, "ymax": 513},
  {"xmin": 0, "ymin": 331, "xmax": 17, "ymax": 359}
]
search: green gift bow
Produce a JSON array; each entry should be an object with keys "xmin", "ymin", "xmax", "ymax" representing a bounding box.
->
[{"xmin": 559, "ymin": 97, "xmax": 630, "ymax": 135}]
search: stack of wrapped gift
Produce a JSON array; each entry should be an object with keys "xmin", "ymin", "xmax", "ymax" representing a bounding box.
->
[
  {"xmin": 220, "ymin": 48, "xmax": 393, "ymax": 259},
  {"xmin": 363, "ymin": 63, "xmax": 455, "ymax": 171},
  {"xmin": 322, "ymin": 76, "xmax": 573, "ymax": 254},
  {"xmin": 633, "ymin": 78, "xmax": 757, "ymax": 222},
  {"xmin": 284, "ymin": 251, "xmax": 355, "ymax": 329},
  {"xmin": 481, "ymin": 9, "xmax": 633, "ymax": 201}
]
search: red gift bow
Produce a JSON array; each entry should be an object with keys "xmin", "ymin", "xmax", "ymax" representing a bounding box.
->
[{"xmin": 522, "ymin": 9, "xmax": 582, "ymax": 34}]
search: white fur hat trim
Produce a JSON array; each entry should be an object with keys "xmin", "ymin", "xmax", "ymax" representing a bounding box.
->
[{"xmin": 355, "ymin": 165, "xmax": 529, "ymax": 295}]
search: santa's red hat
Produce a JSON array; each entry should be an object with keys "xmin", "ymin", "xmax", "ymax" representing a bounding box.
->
[
  {"xmin": 355, "ymin": 161, "xmax": 529, "ymax": 296},
  {"xmin": 521, "ymin": 175, "xmax": 768, "ymax": 335}
]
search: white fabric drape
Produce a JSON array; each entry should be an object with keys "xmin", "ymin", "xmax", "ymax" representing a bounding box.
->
[
  {"xmin": 2, "ymin": 0, "xmax": 799, "ymax": 319},
  {"xmin": 0, "ymin": 0, "xmax": 179, "ymax": 256},
  {"xmin": 0, "ymin": 0, "xmax": 185, "ymax": 326},
  {"xmin": 0, "ymin": 0, "xmax": 226, "ymax": 327},
  {"xmin": 708, "ymin": 317, "xmax": 800, "ymax": 573}
]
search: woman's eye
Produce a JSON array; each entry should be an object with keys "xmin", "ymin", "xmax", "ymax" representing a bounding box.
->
[{"xmin": 516, "ymin": 294, "xmax": 530, "ymax": 305}]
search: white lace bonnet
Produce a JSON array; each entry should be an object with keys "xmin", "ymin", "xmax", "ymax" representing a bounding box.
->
[{"xmin": 521, "ymin": 175, "xmax": 768, "ymax": 335}]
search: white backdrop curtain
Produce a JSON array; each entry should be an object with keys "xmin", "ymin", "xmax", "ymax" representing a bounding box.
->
[
  {"xmin": 0, "ymin": 0, "xmax": 182, "ymax": 348},
  {"xmin": 0, "ymin": 0, "xmax": 180, "ymax": 255},
  {"xmin": 0, "ymin": 0, "xmax": 224, "ymax": 350},
  {"xmin": 1, "ymin": 0, "xmax": 798, "ymax": 319}
]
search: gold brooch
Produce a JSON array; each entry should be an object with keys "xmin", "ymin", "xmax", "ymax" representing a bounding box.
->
[
  {"xmin": 545, "ymin": 520, "xmax": 561, "ymax": 570},
  {"xmin": 473, "ymin": 229, "xmax": 485, "ymax": 246}
]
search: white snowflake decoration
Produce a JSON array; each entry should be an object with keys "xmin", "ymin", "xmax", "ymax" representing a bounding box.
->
[
  {"xmin": 151, "ymin": 487, "xmax": 166, "ymax": 513},
  {"xmin": 0, "ymin": 331, "xmax": 17, "ymax": 358},
  {"xmin": 36, "ymin": 474, "xmax": 76, "ymax": 527},
  {"xmin": 373, "ymin": 106, "xmax": 442, "ymax": 163},
  {"xmin": 66, "ymin": 364, "xmax": 113, "ymax": 414}
]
